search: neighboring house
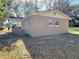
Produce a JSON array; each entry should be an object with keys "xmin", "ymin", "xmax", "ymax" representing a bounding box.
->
[
  {"xmin": 9, "ymin": 17, "xmax": 24, "ymax": 27},
  {"xmin": 22, "ymin": 10, "xmax": 71, "ymax": 37},
  {"xmin": 9, "ymin": 17, "xmax": 25, "ymax": 35}
]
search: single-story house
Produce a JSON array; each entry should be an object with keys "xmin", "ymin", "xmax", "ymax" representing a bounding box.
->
[{"xmin": 22, "ymin": 10, "xmax": 71, "ymax": 37}]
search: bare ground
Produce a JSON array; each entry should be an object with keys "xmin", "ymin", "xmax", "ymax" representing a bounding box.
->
[{"xmin": 0, "ymin": 33, "xmax": 79, "ymax": 59}]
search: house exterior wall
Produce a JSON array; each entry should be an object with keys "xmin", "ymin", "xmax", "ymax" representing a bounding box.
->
[
  {"xmin": 22, "ymin": 17, "xmax": 32, "ymax": 34},
  {"xmin": 29, "ymin": 15, "xmax": 69, "ymax": 37}
]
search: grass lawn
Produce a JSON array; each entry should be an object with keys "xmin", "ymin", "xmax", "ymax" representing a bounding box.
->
[
  {"xmin": 0, "ymin": 38, "xmax": 32, "ymax": 59},
  {"xmin": 69, "ymin": 27, "xmax": 79, "ymax": 34},
  {"xmin": 0, "ymin": 27, "xmax": 79, "ymax": 59},
  {"xmin": 0, "ymin": 28, "xmax": 12, "ymax": 34}
]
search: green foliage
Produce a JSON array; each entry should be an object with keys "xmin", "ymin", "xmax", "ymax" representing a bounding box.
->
[
  {"xmin": 0, "ymin": 11, "xmax": 5, "ymax": 16},
  {"xmin": 0, "ymin": 0, "xmax": 12, "ymax": 25},
  {"xmin": 0, "ymin": 1, "xmax": 4, "ymax": 7},
  {"xmin": 1, "ymin": 0, "xmax": 12, "ymax": 5},
  {"xmin": 0, "ymin": 16, "xmax": 5, "ymax": 25}
]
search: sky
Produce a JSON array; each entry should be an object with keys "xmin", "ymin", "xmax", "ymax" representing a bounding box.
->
[{"xmin": 71, "ymin": 0, "xmax": 79, "ymax": 5}]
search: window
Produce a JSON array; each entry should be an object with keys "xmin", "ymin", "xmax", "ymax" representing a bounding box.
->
[
  {"xmin": 49, "ymin": 19, "xmax": 53, "ymax": 27},
  {"xmin": 55, "ymin": 21, "xmax": 59, "ymax": 27},
  {"xmin": 48, "ymin": 19, "xmax": 60, "ymax": 27}
]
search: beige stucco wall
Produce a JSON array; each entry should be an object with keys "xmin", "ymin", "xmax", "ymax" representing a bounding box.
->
[{"xmin": 29, "ymin": 15, "xmax": 69, "ymax": 37}]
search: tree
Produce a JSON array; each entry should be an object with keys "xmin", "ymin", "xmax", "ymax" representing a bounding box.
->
[
  {"xmin": 16, "ymin": 4, "xmax": 25, "ymax": 17},
  {"xmin": 29, "ymin": 0, "xmax": 41, "ymax": 12},
  {"xmin": 26, "ymin": 0, "xmax": 45, "ymax": 12},
  {"xmin": 33, "ymin": 0, "xmax": 38, "ymax": 11},
  {"xmin": 53, "ymin": 0, "xmax": 71, "ymax": 14},
  {"xmin": 42, "ymin": 0, "xmax": 54, "ymax": 10},
  {"xmin": 69, "ymin": 4, "xmax": 79, "ymax": 27},
  {"xmin": 9, "ymin": 0, "xmax": 31, "ymax": 17},
  {"xmin": 0, "ymin": 0, "xmax": 13, "ymax": 25},
  {"xmin": 10, "ymin": 0, "xmax": 25, "ymax": 17}
]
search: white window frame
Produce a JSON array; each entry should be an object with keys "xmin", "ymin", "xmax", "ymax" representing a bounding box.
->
[
  {"xmin": 55, "ymin": 21, "xmax": 60, "ymax": 27},
  {"xmin": 48, "ymin": 19, "xmax": 53, "ymax": 27}
]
